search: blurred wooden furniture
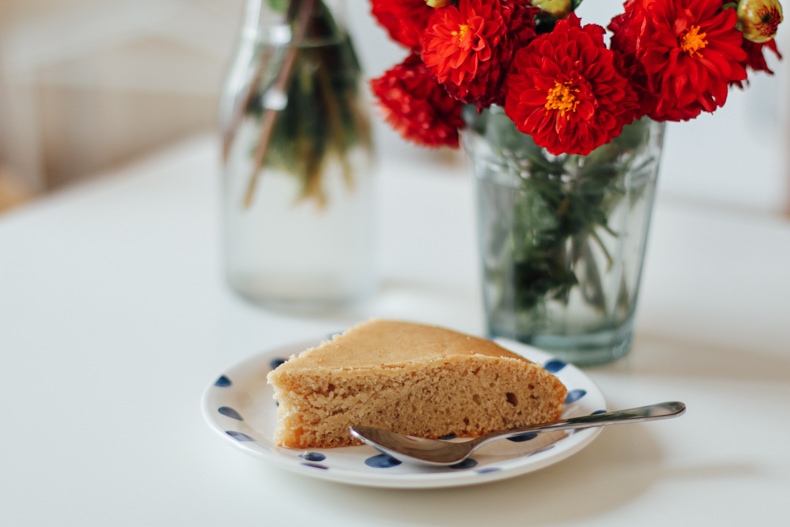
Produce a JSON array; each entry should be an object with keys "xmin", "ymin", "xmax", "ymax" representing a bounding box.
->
[
  {"xmin": 0, "ymin": 166, "xmax": 33, "ymax": 213},
  {"xmin": 0, "ymin": 0, "xmax": 243, "ymax": 192}
]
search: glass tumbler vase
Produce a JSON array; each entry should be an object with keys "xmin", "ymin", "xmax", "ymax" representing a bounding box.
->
[{"xmin": 463, "ymin": 107, "xmax": 665, "ymax": 366}]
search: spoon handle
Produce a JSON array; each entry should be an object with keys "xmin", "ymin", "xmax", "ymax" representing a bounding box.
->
[{"xmin": 475, "ymin": 401, "xmax": 686, "ymax": 447}]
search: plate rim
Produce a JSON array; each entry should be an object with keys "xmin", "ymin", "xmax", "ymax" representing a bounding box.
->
[{"xmin": 201, "ymin": 336, "xmax": 606, "ymax": 489}]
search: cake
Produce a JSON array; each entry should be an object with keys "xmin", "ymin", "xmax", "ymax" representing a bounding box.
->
[{"xmin": 267, "ymin": 319, "xmax": 568, "ymax": 448}]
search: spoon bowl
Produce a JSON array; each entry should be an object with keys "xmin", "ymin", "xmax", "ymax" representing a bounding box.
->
[{"xmin": 349, "ymin": 401, "xmax": 685, "ymax": 466}]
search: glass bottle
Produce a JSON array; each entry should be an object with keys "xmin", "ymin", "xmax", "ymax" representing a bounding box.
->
[{"xmin": 219, "ymin": 0, "xmax": 376, "ymax": 309}]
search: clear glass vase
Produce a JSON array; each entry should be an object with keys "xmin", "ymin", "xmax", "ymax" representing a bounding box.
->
[
  {"xmin": 219, "ymin": 0, "xmax": 375, "ymax": 309},
  {"xmin": 463, "ymin": 106, "xmax": 665, "ymax": 366}
]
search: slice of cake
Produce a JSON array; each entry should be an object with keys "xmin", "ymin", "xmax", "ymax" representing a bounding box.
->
[{"xmin": 267, "ymin": 319, "xmax": 567, "ymax": 448}]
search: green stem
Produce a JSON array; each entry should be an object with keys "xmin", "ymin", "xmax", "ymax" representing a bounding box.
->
[
  {"xmin": 243, "ymin": 0, "xmax": 318, "ymax": 209},
  {"xmin": 590, "ymin": 229, "xmax": 615, "ymax": 271}
]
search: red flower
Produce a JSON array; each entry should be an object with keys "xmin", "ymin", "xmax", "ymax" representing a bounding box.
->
[
  {"xmin": 609, "ymin": 1, "xmax": 657, "ymax": 119},
  {"xmin": 421, "ymin": 0, "xmax": 536, "ymax": 108},
  {"xmin": 370, "ymin": 53, "xmax": 465, "ymax": 148},
  {"xmin": 504, "ymin": 15, "xmax": 639, "ymax": 156},
  {"xmin": 741, "ymin": 38, "xmax": 782, "ymax": 77},
  {"xmin": 610, "ymin": 0, "xmax": 748, "ymax": 122},
  {"xmin": 370, "ymin": 0, "xmax": 434, "ymax": 50},
  {"xmin": 501, "ymin": 0, "xmax": 540, "ymax": 49}
]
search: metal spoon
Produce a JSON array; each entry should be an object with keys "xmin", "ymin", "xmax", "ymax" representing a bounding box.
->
[{"xmin": 349, "ymin": 401, "xmax": 685, "ymax": 466}]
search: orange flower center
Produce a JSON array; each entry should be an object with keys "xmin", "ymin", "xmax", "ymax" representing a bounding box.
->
[
  {"xmin": 545, "ymin": 81, "xmax": 579, "ymax": 117},
  {"xmin": 680, "ymin": 25, "xmax": 708, "ymax": 57},
  {"xmin": 452, "ymin": 24, "xmax": 471, "ymax": 45}
]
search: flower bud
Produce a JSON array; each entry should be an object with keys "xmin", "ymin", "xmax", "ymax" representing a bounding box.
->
[
  {"xmin": 532, "ymin": 0, "xmax": 578, "ymax": 18},
  {"xmin": 738, "ymin": 0, "xmax": 784, "ymax": 43}
]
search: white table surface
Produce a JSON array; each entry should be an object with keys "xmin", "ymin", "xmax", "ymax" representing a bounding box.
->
[{"xmin": 1, "ymin": 133, "xmax": 789, "ymax": 526}]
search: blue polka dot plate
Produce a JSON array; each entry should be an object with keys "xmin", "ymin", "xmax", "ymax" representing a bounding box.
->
[{"xmin": 202, "ymin": 337, "xmax": 606, "ymax": 489}]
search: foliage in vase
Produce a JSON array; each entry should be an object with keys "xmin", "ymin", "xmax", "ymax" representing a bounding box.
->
[
  {"xmin": 467, "ymin": 108, "xmax": 662, "ymax": 328},
  {"xmin": 225, "ymin": 0, "xmax": 371, "ymax": 208}
]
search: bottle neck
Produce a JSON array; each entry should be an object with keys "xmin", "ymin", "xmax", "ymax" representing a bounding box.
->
[{"xmin": 241, "ymin": 0, "xmax": 348, "ymax": 46}]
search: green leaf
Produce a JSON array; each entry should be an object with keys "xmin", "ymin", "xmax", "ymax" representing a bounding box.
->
[{"xmin": 267, "ymin": 0, "xmax": 289, "ymax": 12}]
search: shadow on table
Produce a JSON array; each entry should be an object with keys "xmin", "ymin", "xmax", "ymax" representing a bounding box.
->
[
  {"xmin": 610, "ymin": 332, "xmax": 790, "ymax": 383},
  {"xmin": 267, "ymin": 418, "xmax": 741, "ymax": 526}
]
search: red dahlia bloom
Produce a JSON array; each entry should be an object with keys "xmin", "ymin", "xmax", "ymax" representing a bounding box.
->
[
  {"xmin": 421, "ymin": 0, "xmax": 536, "ymax": 108},
  {"xmin": 370, "ymin": 0, "xmax": 434, "ymax": 50},
  {"xmin": 504, "ymin": 15, "xmax": 639, "ymax": 156},
  {"xmin": 421, "ymin": 0, "xmax": 502, "ymax": 98},
  {"xmin": 610, "ymin": 0, "xmax": 748, "ymax": 122},
  {"xmin": 501, "ymin": 0, "xmax": 540, "ymax": 51},
  {"xmin": 609, "ymin": 2, "xmax": 657, "ymax": 119},
  {"xmin": 370, "ymin": 53, "xmax": 465, "ymax": 148}
]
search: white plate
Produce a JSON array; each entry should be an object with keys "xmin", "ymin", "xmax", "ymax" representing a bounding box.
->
[{"xmin": 202, "ymin": 337, "xmax": 606, "ymax": 489}]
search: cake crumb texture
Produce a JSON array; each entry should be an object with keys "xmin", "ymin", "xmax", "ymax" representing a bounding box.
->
[{"xmin": 267, "ymin": 319, "xmax": 568, "ymax": 448}]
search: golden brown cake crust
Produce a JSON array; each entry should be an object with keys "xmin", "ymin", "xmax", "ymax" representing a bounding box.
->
[
  {"xmin": 277, "ymin": 319, "xmax": 532, "ymax": 370},
  {"xmin": 267, "ymin": 319, "xmax": 567, "ymax": 448}
]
